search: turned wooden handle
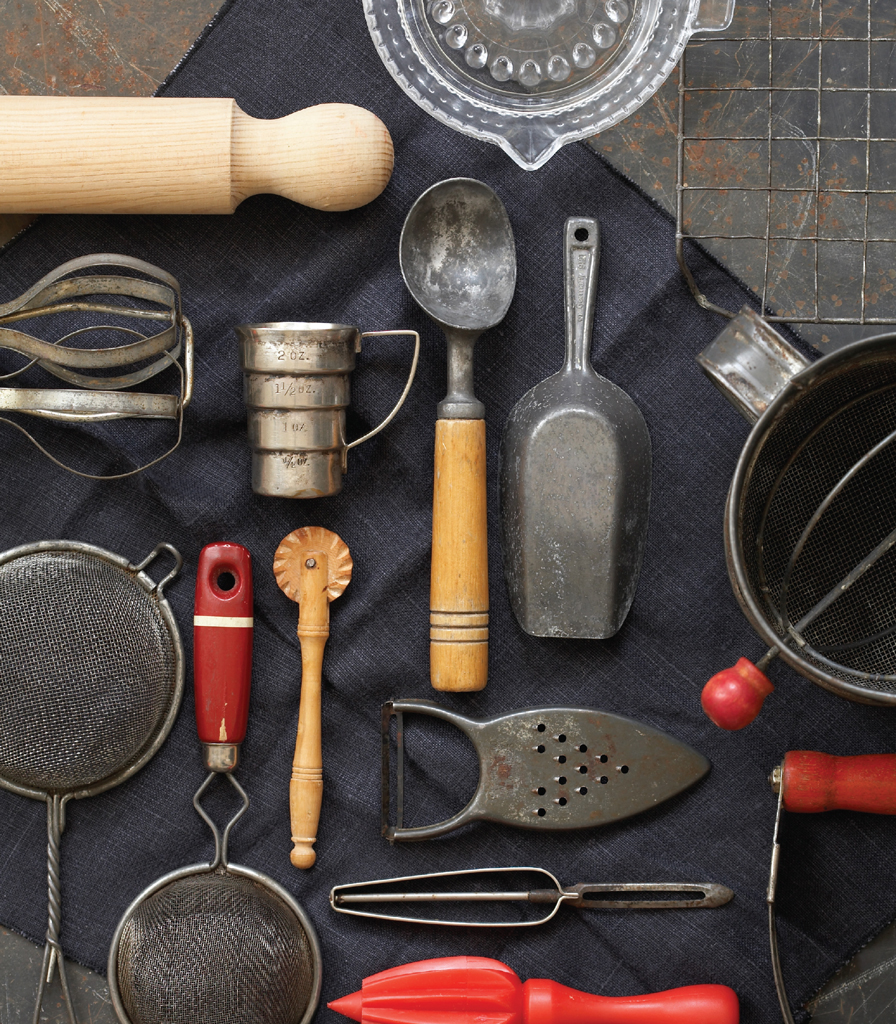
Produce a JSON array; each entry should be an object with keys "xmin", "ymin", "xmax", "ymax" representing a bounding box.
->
[
  {"xmin": 0, "ymin": 97, "xmax": 393, "ymax": 214},
  {"xmin": 430, "ymin": 418, "xmax": 488, "ymax": 692},
  {"xmin": 781, "ymin": 751, "xmax": 896, "ymax": 814},
  {"xmin": 290, "ymin": 550, "xmax": 330, "ymax": 869}
]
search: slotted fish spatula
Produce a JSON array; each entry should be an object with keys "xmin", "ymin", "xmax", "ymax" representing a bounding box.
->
[{"xmin": 500, "ymin": 218, "xmax": 651, "ymax": 638}]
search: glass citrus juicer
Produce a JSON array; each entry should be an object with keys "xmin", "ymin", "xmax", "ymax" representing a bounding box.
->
[{"xmin": 364, "ymin": 0, "xmax": 734, "ymax": 168}]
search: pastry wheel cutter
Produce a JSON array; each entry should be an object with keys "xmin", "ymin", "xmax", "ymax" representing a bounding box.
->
[
  {"xmin": 331, "ymin": 867, "xmax": 734, "ymax": 927},
  {"xmin": 381, "ymin": 699, "xmax": 710, "ymax": 840}
]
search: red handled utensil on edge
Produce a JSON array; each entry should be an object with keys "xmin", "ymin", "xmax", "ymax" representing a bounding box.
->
[
  {"xmin": 329, "ymin": 956, "xmax": 739, "ymax": 1024},
  {"xmin": 767, "ymin": 752, "xmax": 896, "ymax": 1024}
]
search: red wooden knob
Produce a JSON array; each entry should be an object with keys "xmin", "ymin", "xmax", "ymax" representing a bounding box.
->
[
  {"xmin": 781, "ymin": 751, "xmax": 896, "ymax": 814},
  {"xmin": 701, "ymin": 658, "xmax": 773, "ymax": 730},
  {"xmin": 193, "ymin": 542, "xmax": 253, "ymax": 755}
]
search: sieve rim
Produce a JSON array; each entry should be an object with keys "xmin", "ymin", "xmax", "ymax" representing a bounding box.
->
[
  {"xmin": 0, "ymin": 538, "xmax": 185, "ymax": 802},
  {"xmin": 106, "ymin": 860, "xmax": 322, "ymax": 1024},
  {"xmin": 725, "ymin": 330, "xmax": 896, "ymax": 706}
]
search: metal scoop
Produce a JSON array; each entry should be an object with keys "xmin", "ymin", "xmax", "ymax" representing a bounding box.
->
[
  {"xmin": 500, "ymin": 218, "xmax": 651, "ymax": 638},
  {"xmin": 331, "ymin": 867, "xmax": 733, "ymax": 927},
  {"xmin": 400, "ymin": 178, "xmax": 516, "ymax": 692}
]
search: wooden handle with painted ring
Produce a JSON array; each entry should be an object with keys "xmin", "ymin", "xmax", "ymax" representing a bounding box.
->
[
  {"xmin": 430, "ymin": 417, "xmax": 489, "ymax": 692},
  {"xmin": 0, "ymin": 97, "xmax": 393, "ymax": 214}
]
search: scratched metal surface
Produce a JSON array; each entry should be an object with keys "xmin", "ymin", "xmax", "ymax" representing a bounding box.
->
[
  {"xmin": 591, "ymin": 0, "xmax": 896, "ymax": 352},
  {"xmin": 807, "ymin": 919, "xmax": 896, "ymax": 1022},
  {"xmin": 0, "ymin": 0, "xmax": 224, "ymax": 246}
]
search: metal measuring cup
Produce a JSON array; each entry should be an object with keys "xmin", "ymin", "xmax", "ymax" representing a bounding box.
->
[{"xmin": 235, "ymin": 322, "xmax": 419, "ymax": 498}]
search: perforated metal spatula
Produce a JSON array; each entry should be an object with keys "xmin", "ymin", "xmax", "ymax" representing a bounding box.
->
[
  {"xmin": 382, "ymin": 700, "xmax": 709, "ymax": 840},
  {"xmin": 500, "ymin": 218, "xmax": 651, "ymax": 638}
]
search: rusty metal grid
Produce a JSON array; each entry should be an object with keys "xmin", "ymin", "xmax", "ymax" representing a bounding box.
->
[{"xmin": 676, "ymin": 1, "xmax": 896, "ymax": 325}]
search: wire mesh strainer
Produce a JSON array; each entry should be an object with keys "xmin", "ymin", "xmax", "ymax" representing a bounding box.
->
[
  {"xmin": 698, "ymin": 310, "xmax": 896, "ymax": 721},
  {"xmin": 0, "ymin": 539, "xmax": 184, "ymax": 1024},
  {"xmin": 108, "ymin": 542, "xmax": 321, "ymax": 1024}
]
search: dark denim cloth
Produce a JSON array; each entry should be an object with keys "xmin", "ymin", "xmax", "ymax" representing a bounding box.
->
[{"xmin": 0, "ymin": 2, "xmax": 894, "ymax": 1022}]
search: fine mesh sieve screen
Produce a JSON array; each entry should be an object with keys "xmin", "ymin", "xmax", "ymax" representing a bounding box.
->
[
  {"xmin": 738, "ymin": 354, "xmax": 896, "ymax": 692},
  {"xmin": 115, "ymin": 870, "xmax": 318, "ymax": 1024},
  {"xmin": 0, "ymin": 548, "xmax": 179, "ymax": 792}
]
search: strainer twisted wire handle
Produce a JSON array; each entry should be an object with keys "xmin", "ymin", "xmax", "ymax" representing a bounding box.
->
[{"xmin": 34, "ymin": 795, "xmax": 76, "ymax": 1024}]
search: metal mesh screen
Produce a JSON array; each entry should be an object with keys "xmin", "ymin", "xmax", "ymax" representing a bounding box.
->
[
  {"xmin": 0, "ymin": 549, "xmax": 178, "ymax": 792},
  {"xmin": 738, "ymin": 352, "xmax": 896, "ymax": 691},
  {"xmin": 115, "ymin": 870, "xmax": 317, "ymax": 1024},
  {"xmin": 676, "ymin": 0, "xmax": 896, "ymax": 327}
]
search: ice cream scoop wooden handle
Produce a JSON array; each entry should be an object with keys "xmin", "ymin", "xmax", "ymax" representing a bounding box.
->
[
  {"xmin": 430, "ymin": 418, "xmax": 489, "ymax": 692},
  {"xmin": 0, "ymin": 97, "xmax": 393, "ymax": 214},
  {"xmin": 779, "ymin": 751, "xmax": 896, "ymax": 814},
  {"xmin": 274, "ymin": 527, "xmax": 352, "ymax": 869}
]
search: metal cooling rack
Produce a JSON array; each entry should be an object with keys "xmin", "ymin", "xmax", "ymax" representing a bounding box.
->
[{"xmin": 676, "ymin": 1, "xmax": 895, "ymax": 328}]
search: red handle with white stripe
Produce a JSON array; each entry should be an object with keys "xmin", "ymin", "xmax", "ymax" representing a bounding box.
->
[{"xmin": 194, "ymin": 542, "xmax": 253, "ymax": 753}]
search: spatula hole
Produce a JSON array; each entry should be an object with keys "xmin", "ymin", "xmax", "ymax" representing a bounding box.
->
[
  {"xmin": 574, "ymin": 227, "xmax": 589, "ymax": 241},
  {"xmin": 537, "ymin": 723, "xmax": 546, "ymax": 732},
  {"xmin": 537, "ymin": 786, "xmax": 546, "ymax": 795},
  {"xmin": 557, "ymin": 755, "xmax": 566, "ymax": 763},
  {"xmin": 537, "ymin": 807, "xmax": 546, "ymax": 816},
  {"xmin": 578, "ymin": 786, "xmax": 588, "ymax": 795},
  {"xmin": 558, "ymin": 776, "xmax": 567, "ymax": 785},
  {"xmin": 600, "ymin": 776, "xmax": 609, "ymax": 784},
  {"xmin": 600, "ymin": 754, "xmax": 608, "ymax": 763},
  {"xmin": 557, "ymin": 797, "xmax": 567, "ymax": 806},
  {"xmin": 578, "ymin": 744, "xmax": 587, "ymax": 752},
  {"xmin": 557, "ymin": 734, "xmax": 566, "ymax": 742},
  {"xmin": 536, "ymin": 744, "xmax": 545, "ymax": 753},
  {"xmin": 578, "ymin": 765, "xmax": 588, "ymax": 774},
  {"xmin": 619, "ymin": 764, "xmax": 629, "ymax": 773}
]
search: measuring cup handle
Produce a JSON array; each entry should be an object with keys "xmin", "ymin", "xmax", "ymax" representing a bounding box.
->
[{"xmin": 344, "ymin": 330, "xmax": 421, "ymax": 461}]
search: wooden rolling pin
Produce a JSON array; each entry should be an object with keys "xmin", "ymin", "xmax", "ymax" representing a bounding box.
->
[{"xmin": 0, "ymin": 97, "xmax": 393, "ymax": 213}]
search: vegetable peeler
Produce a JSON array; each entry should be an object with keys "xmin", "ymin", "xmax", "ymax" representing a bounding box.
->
[
  {"xmin": 330, "ymin": 867, "xmax": 734, "ymax": 927},
  {"xmin": 382, "ymin": 699, "xmax": 710, "ymax": 840}
]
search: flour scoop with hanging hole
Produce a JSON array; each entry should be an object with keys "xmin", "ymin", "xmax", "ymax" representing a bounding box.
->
[
  {"xmin": 500, "ymin": 218, "xmax": 651, "ymax": 639},
  {"xmin": 381, "ymin": 699, "xmax": 709, "ymax": 840}
]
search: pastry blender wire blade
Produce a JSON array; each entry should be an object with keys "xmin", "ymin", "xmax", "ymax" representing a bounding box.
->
[{"xmin": 330, "ymin": 867, "xmax": 733, "ymax": 927}]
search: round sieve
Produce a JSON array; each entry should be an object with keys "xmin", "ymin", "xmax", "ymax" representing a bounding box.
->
[
  {"xmin": 726, "ymin": 331, "xmax": 896, "ymax": 706},
  {"xmin": 108, "ymin": 777, "xmax": 321, "ymax": 1024},
  {"xmin": 108, "ymin": 541, "xmax": 322, "ymax": 1024},
  {"xmin": 0, "ymin": 539, "xmax": 184, "ymax": 1024}
]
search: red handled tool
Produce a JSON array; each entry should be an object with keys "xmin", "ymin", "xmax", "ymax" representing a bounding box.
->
[
  {"xmin": 193, "ymin": 542, "xmax": 253, "ymax": 772},
  {"xmin": 328, "ymin": 956, "xmax": 739, "ymax": 1024},
  {"xmin": 767, "ymin": 751, "xmax": 896, "ymax": 1023}
]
